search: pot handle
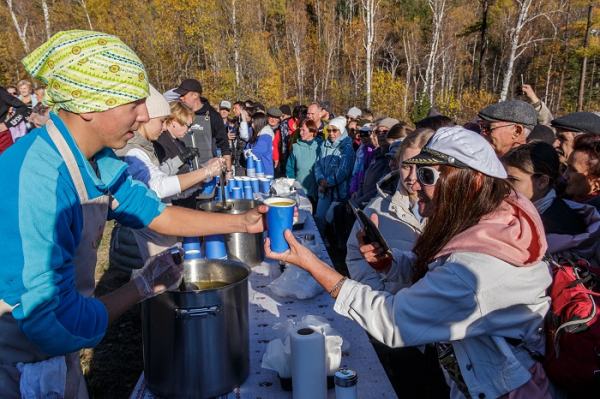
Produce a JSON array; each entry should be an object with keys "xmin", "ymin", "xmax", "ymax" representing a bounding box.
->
[{"xmin": 175, "ymin": 305, "xmax": 220, "ymax": 319}]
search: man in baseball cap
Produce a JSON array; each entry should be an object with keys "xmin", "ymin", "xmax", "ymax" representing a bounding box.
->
[
  {"xmin": 478, "ymin": 100, "xmax": 537, "ymax": 157},
  {"xmin": 219, "ymin": 100, "xmax": 232, "ymax": 127},
  {"xmin": 551, "ymin": 111, "xmax": 600, "ymax": 163},
  {"xmin": 175, "ymin": 78, "xmax": 232, "ymax": 173}
]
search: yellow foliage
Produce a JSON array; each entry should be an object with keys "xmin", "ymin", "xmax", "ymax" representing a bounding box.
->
[{"xmin": 370, "ymin": 69, "xmax": 408, "ymax": 121}]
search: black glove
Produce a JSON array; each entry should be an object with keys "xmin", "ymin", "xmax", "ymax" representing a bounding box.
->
[{"xmin": 179, "ymin": 147, "xmax": 200, "ymax": 163}]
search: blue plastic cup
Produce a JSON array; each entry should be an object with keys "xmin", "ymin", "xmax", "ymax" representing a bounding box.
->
[
  {"xmin": 244, "ymin": 186, "xmax": 254, "ymax": 199},
  {"xmin": 265, "ymin": 197, "xmax": 296, "ymax": 252},
  {"xmin": 255, "ymin": 159, "xmax": 264, "ymax": 174},
  {"xmin": 231, "ymin": 186, "xmax": 242, "ymax": 199},
  {"xmin": 259, "ymin": 178, "xmax": 271, "ymax": 194},
  {"xmin": 247, "ymin": 168, "xmax": 256, "ymax": 177},
  {"xmin": 204, "ymin": 235, "xmax": 228, "ymax": 259},
  {"xmin": 246, "ymin": 156, "xmax": 255, "ymax": 169},
  {"xmin": 265, "ymin": 175, "xmax": 274, "ymax": 182},
  {"xmin": 242, "ymin": 177, "xmax": 251, "ymax": 188},
  {"xmin": 183, "ymin": 236, "xmax": 202, "ymax": 259},
  {"xmin": 250, "ymin": 178, "xmax": 259, "ymax": 194},
  {"xmin": 202, "ymin": 177, "xmax": 216, "ymax": 195},
  {"xmin": 216, "ymin": 185, "xmax": 230, "ymax": 202}
]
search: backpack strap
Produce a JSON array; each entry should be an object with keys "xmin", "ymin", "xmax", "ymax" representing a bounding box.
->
[{"xmin": 504, "ymin": 337, "xmax": 546, "ymax": 363}]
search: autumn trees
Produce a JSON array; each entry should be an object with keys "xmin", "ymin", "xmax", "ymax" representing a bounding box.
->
[{"xmin": 1, "ymin": 0, "xmax": 599, "ymax": 123}]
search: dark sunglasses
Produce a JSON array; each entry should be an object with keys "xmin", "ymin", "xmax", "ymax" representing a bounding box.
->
[
  {"xmin": 7, "ymin": 91, "xmax": 17, "ymax": 96},
  {"xmin": 329, "ymin": 128, "xmax": 340, "ymax": 133},
  {"xmin": 359, "ymin": 131, "xmax": 371, "ymax": 138},
  {"xmin": 374, "ymin": 129, "xmax": 389, "ymax": 135},
  {"xmin": 417, "ymin": 166, "xmax": 441, "ymax": 186}
]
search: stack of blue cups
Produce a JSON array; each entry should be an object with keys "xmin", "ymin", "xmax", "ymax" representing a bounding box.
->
[
  {"xmin": 216, "ymin": 183, "xmax": 230, "ymax": 202},
  {"xmin": 204, "ymin": 235, "xmax": 227, "ymax": 259},
  {"xmin": 259, "ymin": 178, "xmax": 271, "ymax": 194},
  {"xmin": 183, "ymin": 236, "xmax": 202, "ymax": 259},
  {"xmin": 255, "ymin": 159, "xmax": 264, "ymax": 178},
  {"xmin": 246, "ymin": 156, "xmax": 256, "ymax": 177},
  {"xmin": 231, "ymin": 186, "xmax": 242, "ymax": 199},
  {"xmin": 250, "ymin": 177, "xmax": 259, "ymax": 195}
]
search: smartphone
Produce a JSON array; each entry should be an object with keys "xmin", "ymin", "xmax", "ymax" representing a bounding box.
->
[{"xmin": 348, "ymin": 199, "xmax": 396, "ymax": 262}]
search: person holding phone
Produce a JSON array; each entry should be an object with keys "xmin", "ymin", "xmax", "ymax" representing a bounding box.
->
[{"xmin": 266, "ymin": 126, "xmax": 552, "ymax": 399}]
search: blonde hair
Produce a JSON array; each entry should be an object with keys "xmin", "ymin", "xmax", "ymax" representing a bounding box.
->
[
  {"xmin": 167, "ymin": 101, "xmax": 195, "ymax": 126},
  {"xmin": 396, "ymin": 128, "xmax": 435, "ymax": 163},
  {"xmin": 17, "ymin": 80, "xmax": 33, "ymax": 95}
]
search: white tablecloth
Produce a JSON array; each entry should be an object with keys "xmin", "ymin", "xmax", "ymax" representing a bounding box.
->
[{"xmin": 130, "ymin": 209, "xmax": 397, "ymax": 399}]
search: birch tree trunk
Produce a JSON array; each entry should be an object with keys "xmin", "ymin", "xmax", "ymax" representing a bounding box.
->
[
  {"xmin": 76, "ymin": 0, "xmax": 94, "ymax": 31},
  {"xmin": 477, "ymin": 0, "xmax": 489, "ymax": 90},
  {"xmin": 360, "ymin": 0, "xmax": 382, "ymax": 109},
  {"xmin": 42, "ymin": 0, "xmax": 51, "ymax": 40},
  {"xmin": 578, "ymin": 0, "xmax": 594, "ymax": 111},
  {"xmin": 499, "ymin": 0, "xmax": 533, "ymax": 101},
  {"xmin": 286, "ymin": 0, "xmax": 308, "ymax": 103},
  {"xmin": 232, "ymin": 0, "xmax": 240, "ymax": 89},
  {"xmin": 7, "ymin": 0, "xmax": 30, "ymax": 54},
  {"xmin": 423, "ymin": 0, "xmax": 447, "ymax": 104}
]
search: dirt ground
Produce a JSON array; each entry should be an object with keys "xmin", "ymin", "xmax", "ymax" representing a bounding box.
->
[{"xmin": 80, "ymin": 222, "xmax": 352, "ymax": 398}]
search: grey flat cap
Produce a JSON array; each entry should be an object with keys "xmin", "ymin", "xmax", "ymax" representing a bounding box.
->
[
  {"xmin": 478, "ymin": 100, "xmax": 537, "ymax": 130},
  {"xmin": 551, "ymin": 112, "xmax": 600, "ymax": 134}
]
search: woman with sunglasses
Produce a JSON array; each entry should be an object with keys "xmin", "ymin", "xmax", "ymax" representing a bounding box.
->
[
  {"xmin": 115, "ymin": 89, "xmax": 225, "ymax": 261},
  {"xmin": 266, "ymin": 126, "xmax": 552, "ymax": 399},
  {"xmin": 314, "ymin": 116, "xmax": 355, "ymax": 236},
  {"xmin": 503, "ymin": 140, "xmax": 600, "ymax": 266}
]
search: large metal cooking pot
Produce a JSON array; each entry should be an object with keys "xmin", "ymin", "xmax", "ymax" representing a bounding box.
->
[
  {"xmin": 142, "ymin": 258, "xmax": 251, "ymax": 399},
  {"xmin": 200, "ymin": 199, "xmax": 264, "ymax": 266}
]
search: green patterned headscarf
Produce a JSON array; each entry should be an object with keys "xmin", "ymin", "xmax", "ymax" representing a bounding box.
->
[{"xmin": 21, "ymin": 30, "xmax": 149, "ymax": 113}]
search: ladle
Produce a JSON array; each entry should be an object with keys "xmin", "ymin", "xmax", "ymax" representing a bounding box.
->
[{"xmin": 216, "ymin": 148, "xmax": 234, "ymax": 211}]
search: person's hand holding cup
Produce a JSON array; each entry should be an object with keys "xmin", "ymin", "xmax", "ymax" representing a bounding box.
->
[{"xmin": 264, "ymin": 197, "xmax": 296, "ymax": 252}]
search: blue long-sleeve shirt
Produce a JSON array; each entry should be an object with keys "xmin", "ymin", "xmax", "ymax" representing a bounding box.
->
[
  {"xmin": 250, "ymin": 126, "xmax": 274, "ymax": 176},
  {"xmin": 0, "ymin": 113, "xmax": 165, "ymax": 356}
]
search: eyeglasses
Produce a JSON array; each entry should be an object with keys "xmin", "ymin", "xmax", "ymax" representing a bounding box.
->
[
  {"xmin": 329, "ymin": 128, "xmax": 340, "ymax": 133},
  {"xmin": 374, "ymin": 129, "xmax": 389, "ymax": 135},
  {"xmin": 185, "ymin": 122, "xmax": 193, "ymax": 128},
  {"xmin": 7, "ymin": 91, "xmax": 17, "ymax": 96},
  {"xmin": 479, "ymin": 123, "xmax": 516, "ymax": 133},
  {"xmin": 359, "ymin": 131, "xmax": 371, "ymax": 138},
  {"xmin": 417, "ymin": 166, "xmax": 441, "ymax": 186}
]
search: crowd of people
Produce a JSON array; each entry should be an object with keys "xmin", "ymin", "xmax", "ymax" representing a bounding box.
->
[{"xmin": 2, "ymin": 28, "xmax": 600, "ymax": 399}]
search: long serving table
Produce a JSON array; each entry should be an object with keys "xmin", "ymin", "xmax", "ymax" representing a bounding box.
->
[{"xmin": 130, "ymin": 191, "xmax": 398, "ymax": 399}]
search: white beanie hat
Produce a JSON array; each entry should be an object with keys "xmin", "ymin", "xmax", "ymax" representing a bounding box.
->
[
  {"xmin": 146, "ymin": 84, "xmax": 171, "ymax": 119},
  {"xmin": 328, "ymin": 116, "xmax": 347, "ymax": 133}
]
